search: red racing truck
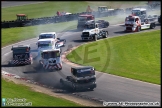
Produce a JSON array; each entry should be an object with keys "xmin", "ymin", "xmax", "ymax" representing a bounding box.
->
[{"xmin": 77, "ymin": 14, "xmax": 95, "ymax": 30}]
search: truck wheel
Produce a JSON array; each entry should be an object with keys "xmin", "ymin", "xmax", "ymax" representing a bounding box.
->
[
  {"xmin": 60, "ymin": 79, "xmax": 63, "ymax": 84},
  {"xmin": 104, "ymin": 32, "xmax": 108, "ymax": 38},
  {"xmin": 89, "ymin": 87, "xmax": 94, "ymax": 91},
  {"xmin": 72, "ymin": 83, "xmax": 76, "ymax": 91},
  {"xmin": 94, "ymin": 35, "xmax": 97, "ymax": 41},
  {"xmin": 8, "ymin": 61, "xmax": 12, "ymax": 66},
  {"xmin": 58, "ymin": 67, "xmax": 62, "ymax": 70},
  {"xmin": 150, "ymin": 23, "xmax": 155, "ymax": 29},
  {"xmin": 137, "ymin": 26, "xmax": 141, "ymax": 32}
]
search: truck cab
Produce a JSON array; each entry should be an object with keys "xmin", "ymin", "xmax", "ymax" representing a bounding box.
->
[
  {"xmin": 10, "ymin": 45, "xmax": 32, "ymax": 65},
  {"xmin": 81, "ymin": 20, "xmax": 108, "ymax": 41},
  {"xmin": 77, "ymin": 14, "xmax": 95, "ymax": 30},
  {"xmin": 98, "ymin": 6, "xmax": 114, "ymax": 13},
  {"xmin": 131, "ymin": 8, "xmax": 147, "ymax": 19},
  {"xmin": 37, "ymin": 38, "xmax": 56, "ymax": 50},
  {"xmin": 60, "ymin": 66, "xmax": 97, "ymax": 91},
  {"xmin": 125, "ymin": 15, "xmax": 155, "ymax": 32},
  {"xmin": 38, "ymin": 32, "xmax": 57, "ymax": 40},
  {"xmin": 39, "ymin": 49, "xmax": 62, "ymax": 70}
]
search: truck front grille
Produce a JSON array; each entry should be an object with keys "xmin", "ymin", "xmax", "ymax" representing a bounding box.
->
[
  {"xmin": 126, "ymin": 27, "xmax": 132, "ymax": 30},
  {"xmin": 82, "ymin": 32, "xmax": 89, "ymax": 37}
]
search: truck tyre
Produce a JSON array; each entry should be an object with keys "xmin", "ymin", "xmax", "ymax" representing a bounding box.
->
[
  {"xmin": 8, "ymin": 61, "xmax": 12, "ymax": 66},
  {"xmin": 60, "ymin": 79, "xmax": 63, "ymax": 84},
  {"xmin": 137, "ymin": 26, "xmax": 141, "ymax": 32},
  {"xmin": 58, "ymin": 67, "xmax": 62, "ymax": 70},
  {"xmin": 72, "ymin": 83, "xmax": 76, "ymax": 91},
  {"xmin": 89, "ymin": 87, "xmax": 94, "ymax": 91},
  {"xmin": 94, "ymin": 35, "xmax": 97, "ymax": 41},
  {"xmin": 150, "ymin": 23, "xmax": 155, "ymax": 29},
  {"xmin": 104, "ymin": 31, "xmax": 108, "ymax": 38}
]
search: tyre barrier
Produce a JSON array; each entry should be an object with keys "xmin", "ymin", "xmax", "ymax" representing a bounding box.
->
[{"xmin": 2, "ymin": 5, "xmax": 160, "ymax": 29}]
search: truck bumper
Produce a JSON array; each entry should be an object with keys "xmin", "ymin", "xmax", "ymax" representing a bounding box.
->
[
  {"xmin": 82, "ymin": 37, "xmax": 93, "ymax": 40},
  {"xmin": 60, "ymin": 79, "xmax": 97, "ymax": 90},
  {"xmin": 125, "ymin": 27, "xmax": 136, "ymax": 32},
  {"xmin": 10, "ymin": 59, "xmax": 32, "ymax": 65}
]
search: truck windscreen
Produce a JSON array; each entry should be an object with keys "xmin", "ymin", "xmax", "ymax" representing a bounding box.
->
[
  {"xmin": 84, "ymin": 24, "xmax": 95, "ymax": 29},
  {"xmin": 42, "ymin": 51, "xmax": 60, "ymax": 59},
  {"xmin": 38, "ymin": 44, "xmax": 51, "ymax": 48},
  {"xmin": 78, "ymin": 17, "xmax": 87, "ymax": 22},
  {"xmin": 13, "ymin": 48, "xmax": 29, "ymax": 54},
  {"xmin": 76, "ymin": 69, "xmax": 95, "ymax": 77},
  {"xmin": 39, "ymin": 34, "xmax": 54, "ymax": 39},
  {"xmin": 132, "ymin": 10, "xmax": 141, "ymax": 16}
]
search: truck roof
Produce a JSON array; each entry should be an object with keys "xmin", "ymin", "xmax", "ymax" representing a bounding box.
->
[
  {"xmin": 132, "ymin": 8, "xmax": 146, "ymax": 11},
  {"xmin": 127, "ymin": 15, "xmax": 140, "ymax": 19},
  {"xmin": 40, "ymin": 32, "xmax": 56, "ymax": 35},
  {"xmin": 38, "ymin": 38, "xmax": 54, "ymax": 42},
  {"xmin": 98, "ymin": 6, "xmax": 107, "ymax": 7},
  {"xmin": 79, "ymin": 14, "xmax": 93, "ymax": 17},
  {"xmin": 85, "ymin": 20, "xmax": 95, "ymax": 24},
  {"xmin": 72, "ymin": 66, "xmax": 94, "ymax": 70},
  {"xmin": 12, "ymin": 45, "xmax": 30, "ymax": 49}
]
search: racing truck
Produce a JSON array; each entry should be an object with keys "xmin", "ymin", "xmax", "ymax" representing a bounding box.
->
[
  {"xmin": 9, "ymin": 45, "xmax": 33, "ymax": 65},
  {"xmin": 131, "ymin": 7, "xmax": 159, "ymax": 22},
  {"xmin": 38, "ymin": 49, "xmax": 62, "ymax": 71},
  {"xmin": 77, "ymin": 14, "xmax": 95, "ymax": 30},
  {"xmin": 81, "ymin": 20, "xmax": 109, "ymax": 41},
  {"xmin": 60, "ymin": 66, "xmax": 97, "ymax": 91},
  {"xmin": 38, "ymin": 32, "xmax": 57, "ymax": 40},
  {"xmin": 125, "ymin": 15, "xmax": 156, "ymax": 32},
  {"xmin": 96, "ymin": 20, "xmax": 109, "ymax": 28},
  {"xmin": 37, "ymin": 39, "xmax": 66, "ymax": 71},
  {"xmin": 37, "ymin": 37, "xmax": 66, "ymax": 53},
  {"xmin": 131, "ymin": 8, "xmax": 147, "ymax": 19}
]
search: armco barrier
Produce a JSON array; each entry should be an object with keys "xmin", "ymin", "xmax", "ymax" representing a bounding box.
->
[{"xmin": 1, "ymin": 5, "xmax": 160, "ymax": 29}]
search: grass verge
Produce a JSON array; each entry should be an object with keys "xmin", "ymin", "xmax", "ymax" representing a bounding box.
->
[
  {"xmin": 2, "ymin": 78, "xmax": 81, "ymax": 107},
  {"xmin": 67, "ymin": 30, "xmax": 160, "ymax": 84}
]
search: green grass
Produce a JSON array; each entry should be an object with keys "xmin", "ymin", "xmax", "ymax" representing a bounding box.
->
[
  {"xmin": 2, "ymin": 78, "xmax": 81, "ymax": 106},
  {"xmin": 67, "ymin": 30, "xmax": 161, "ymax": 84},
  {"xmin": 2, "ymin": 1, "xmax": 148, "ymax": 21}
]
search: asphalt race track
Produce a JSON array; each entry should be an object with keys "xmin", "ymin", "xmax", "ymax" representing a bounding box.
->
[{"xmin": 2, "ymin": 2, "xmax": 161, "ymax": 105}]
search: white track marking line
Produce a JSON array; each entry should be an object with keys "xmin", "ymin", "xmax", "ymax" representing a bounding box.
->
[{"xmin": 4, "ymin": 51, "xmax": 12, "ymax": 56}]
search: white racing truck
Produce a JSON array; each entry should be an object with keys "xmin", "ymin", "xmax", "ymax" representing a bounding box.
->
[
  {"xmin": 38, "ymin": 49, "xmax": 62, "ymax": 71},
  {"xmin": 37, "ymin": 39, "xmax": 66, "ymax": 71},
  {"xmin": 131, "ymin": 7, "xmax": 159, "ymax": 22},
  {"xmin": 60, "ymin": 66, "xmax": 97, "ymax": 91},
  {"xmin": 125, "ymin": 15, "xmax": 156, "ymax": 32},
  {"xmin": 81, "ymin": 20, "xmax": 109, "ymax": 41}
]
